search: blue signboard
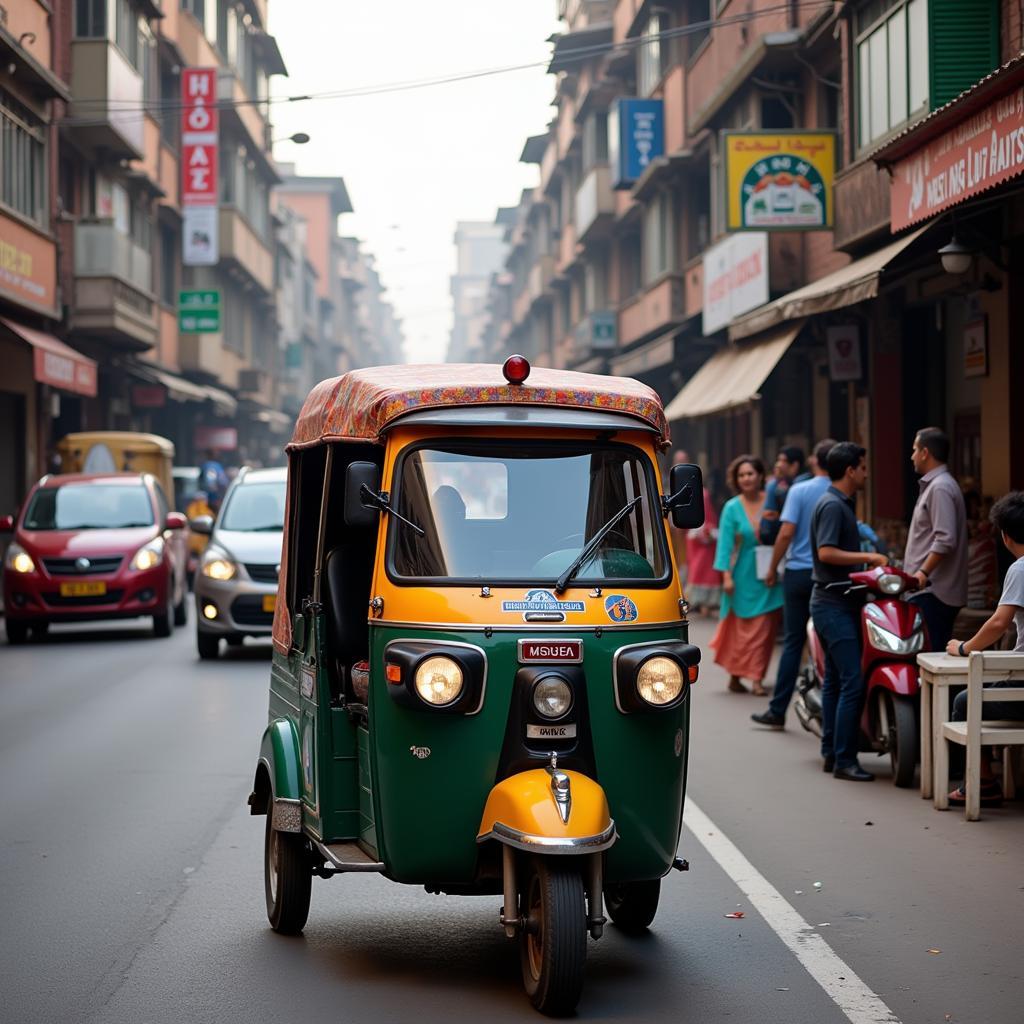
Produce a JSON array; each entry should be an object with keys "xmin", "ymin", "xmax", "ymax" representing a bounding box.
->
[{"xmin": 610, "ymin": 98, "xmax": 665, "ymax": 189}]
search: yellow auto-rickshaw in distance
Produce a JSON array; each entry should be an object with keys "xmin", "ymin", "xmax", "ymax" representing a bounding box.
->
[
  {"xmin": 56, "ymin": 432, "xmax": 176, "ymax": 502},
  {"xmin": 250, "ymin": 357, "xmax": 706, "ymax": 1015}
]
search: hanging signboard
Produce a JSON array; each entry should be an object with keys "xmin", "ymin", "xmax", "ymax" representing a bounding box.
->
[
  {"xmin": 610, "ymin": 98, "xmax": 665, "ymax": 189},
  {"xmin": 723, "ymin": 132, "xmax": 837, "ymax": 231},
  {"xmin": 181, "ymin": 68, "xmax": 219, "ymax": 266},
  {"xmin": 826, "ymin": 324, "xmax": 863, "ymax": 382},
  {"xmin": 179, "ymin": 289, "xmax": 221, "ymax": 333},
  {"xmin": 702, "ymin": 232, "xmax": 769, "ymax": 335}
]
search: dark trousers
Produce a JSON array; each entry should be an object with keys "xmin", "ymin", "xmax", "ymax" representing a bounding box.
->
[
  {"xmin": 948, "ymin": 680, "xmax": 1024, "ymax": 780},
  {"xmin": 910, "ymin": 591, "xmax": 961, "ymax": 651},
  {"xmin": 769, "ymin": 569, "xmax": 814, "ymax": 718},
  {"xmin": 810, "ymin": 597, "xmax": 865, "ymax": 769}
]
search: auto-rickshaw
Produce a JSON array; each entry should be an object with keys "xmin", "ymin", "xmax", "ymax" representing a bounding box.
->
[
  {"xmin": 249, "ymin": 358, "xmax": 704, "ymax": 1015},
  {"xmin": 56, "ymin": 432, "xmax": 176, "ymax": 503}
]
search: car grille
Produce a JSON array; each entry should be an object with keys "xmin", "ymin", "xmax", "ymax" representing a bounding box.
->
[
  {"xmin": 43, "ymin": 556, "xmax": 123, "ymax": 575},
  {"xmin": 231, "ymin": 595, "xmax": 274, "ymax": 626},
  {"xmin": 245, "ymin": 563, "xmax": 279, "ymax": 583},
  {"xmin": 43, "ymin": 589, "xmax": 125, "ymax": 607}
]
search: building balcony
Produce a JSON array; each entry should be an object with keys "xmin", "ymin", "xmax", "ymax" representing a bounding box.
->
[
  {"xmin": 512, "ymin": 286, "xmax": 533, "ymax": 327},
  {"xmin": 833, "ymin": 159, "xmax": 891, "ymax": 253},
  {"xmin": 71, "ymin": 223, "xmax": 156, "ymax": 351},
  {"xmin": 575, "ymin": 166, "xmax": 615, "ymax": 244},
  {"xmin": 573, "ymin": 310, "xmax": 617, "ymax": 360},
  {"xmin": 557, "ymin": 222, "xmax": 578, "ymax": 275},
  {"xmin": 179, "ymin": 333, "xmax": 224, "ymax": 378},
  {"xmin": 219, "ymin": 208, "xmax": 274, "ymax": 293},
  {"xmin": 528, "ymin": 255, "xmax": 556, "ymax": 305},
  {"xmin": 618, "ymin": 274, "xmax": 685, "ymax": 348},
  {"xmin": 66, "ymin": 39, "xmax": 144, "ymax": 160}
]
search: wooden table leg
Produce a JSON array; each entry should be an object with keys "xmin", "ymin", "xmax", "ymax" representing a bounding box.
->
[{"xmin": 920, "ymin": 676, "xmax": 933, "ymax": 799}]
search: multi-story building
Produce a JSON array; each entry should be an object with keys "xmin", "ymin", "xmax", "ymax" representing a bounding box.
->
[
  {"xmin": 447, "ymin": 217, "xmax": 511, "ymax": 362},
  {"xmin": 483, "ymin": 0, "xmax": 1023, "ymax": 545}
]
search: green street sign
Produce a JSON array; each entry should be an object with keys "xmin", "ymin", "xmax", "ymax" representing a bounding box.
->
[{"xmin": 178, "ymin": 289, "xmax": 221, "ymax": 333}]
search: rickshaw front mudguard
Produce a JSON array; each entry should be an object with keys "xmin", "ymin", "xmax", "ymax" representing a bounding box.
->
[
  {"xmin": 248, "ymin": 718, "xmax": 303, "ymax": 832},
  {"xmin": 477, "ymin": 769, "xmax": 616, "ymax": 853}
]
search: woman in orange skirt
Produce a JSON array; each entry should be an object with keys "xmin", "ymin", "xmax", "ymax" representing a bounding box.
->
[{"xmin": 710, "ymin": 456, "xmax": 784, "ymax": 694}]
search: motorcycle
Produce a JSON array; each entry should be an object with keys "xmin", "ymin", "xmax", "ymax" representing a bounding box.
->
[{"xmin": 793, "ymin": 566, "xmax": 925, "ymax": 787}]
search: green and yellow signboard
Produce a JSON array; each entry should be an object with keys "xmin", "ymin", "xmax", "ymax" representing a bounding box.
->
[
  {"xmin": 723, "ymin": 131, "xmax": 837, "ymax": 231},
  {"xmin": 179, "ymin": 289, "xmax": 221, "ymax": 333}
]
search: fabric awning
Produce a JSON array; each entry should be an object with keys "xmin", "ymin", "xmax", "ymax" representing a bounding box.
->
[
  {"xmin": 610, "ymin": 331, "xmax": 676, "ymax": 377},
  {"xmin": 728, "ymin": 223, "xmax": 932, "ymax": 342},
  {"xmin": 134, "ymin": 362, "xmax": 209, "ymax": 403},
  {"xmin": 664, "ymin": 321, "xmax": 804, "ymax": 421},
  {"xmin": 203, "ymin": 385, "xmax": 238, "ymax": 417},
  {"xmin": 1, "ymin": 317, "xmax": 97, "ymax": 397}
]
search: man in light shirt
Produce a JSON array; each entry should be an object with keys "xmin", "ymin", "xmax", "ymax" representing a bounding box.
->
[{"xmin": 904, "ymin": 427, "xmax": 967, "ymax": 651}]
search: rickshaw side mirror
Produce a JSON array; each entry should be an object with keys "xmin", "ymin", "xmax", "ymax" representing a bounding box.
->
[
  {"xmin": 667, "ymin": 464, "xmax": 705, "ymax": 530},
  {"xmin": 345, "ymin": 462, "xmax": 381, "ymax": 528},
  {"xmin": 189, "ymin": 514, "xmax": 214, "ymax": 535}
]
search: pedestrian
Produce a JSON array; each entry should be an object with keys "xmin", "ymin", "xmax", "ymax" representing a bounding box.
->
[
  {"xmin": 685, "ymin": 483, "xmax": 721, "ymax": 616},
  {"xmin": 943, "ymin": 491, "xmax": 1024, "ymax": 805},
  {"xmin": 198, "ymin": 449, "xmax": 229, "ymax": 510},
  {"xmin": 751, "ymin": 438, "xmax": 836, "ymax": 728},
  {"xmin": 904, "ymin": 427, "xmax": 968, "ymax": 651},
  {"xmin": 710, "ymin": 455, "xmax": 783, "ymax": 695},
  {"xmin": 760, "ymin": 445, "xmax": 806, "ymax": 545},
  {"xmin": 809, "ymin": 443, "xmax": 888, "ymax": 780}
]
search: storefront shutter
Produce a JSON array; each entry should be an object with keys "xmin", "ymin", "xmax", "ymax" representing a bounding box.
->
[{"xmin": 929, "ymin": 0, "xmax": 1000, "ymax": 109}]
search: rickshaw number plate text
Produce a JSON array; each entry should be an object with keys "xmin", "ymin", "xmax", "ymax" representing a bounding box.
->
[
  {"xmin": 526, "ymin": 724, "xmax": 577, "ymax": 739},
  {"xmin": 518, "ymin": 639, "xmax": 583, "ymax": 663}
]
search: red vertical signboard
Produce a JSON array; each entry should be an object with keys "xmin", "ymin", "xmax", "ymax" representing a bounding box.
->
[{"xmin": 181, "ymin": 68, "xmax": 219, "ymax": 266}]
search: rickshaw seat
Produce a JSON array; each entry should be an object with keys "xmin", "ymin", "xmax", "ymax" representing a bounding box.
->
[{"xmin": 324, "ymin": 544, "xmax": 372, "ymax": 694}]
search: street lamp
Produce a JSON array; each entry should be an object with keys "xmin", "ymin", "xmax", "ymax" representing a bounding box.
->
[
  {"xmin": 937, "ymin": 235, "xmax": 973, "ymax": 275},
  {"xmin": 271, "ymin": 131, "xmax": 311, "ymax": 145}
]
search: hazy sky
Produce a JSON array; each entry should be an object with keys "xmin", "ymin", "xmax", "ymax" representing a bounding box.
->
[{"xmin": 267, "ymin": 1, "xmax": 562, "ymax": 363}]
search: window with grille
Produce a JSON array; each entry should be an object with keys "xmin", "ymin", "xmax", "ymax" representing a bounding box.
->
[{"xmin": 0, "ymin": 88, "xmax": 47, "ymax": 227}]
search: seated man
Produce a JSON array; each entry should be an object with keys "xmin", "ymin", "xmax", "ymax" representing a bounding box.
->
[{"xmin": 944, "ymin": 491, "xmax": 1024, "ymax": 806}]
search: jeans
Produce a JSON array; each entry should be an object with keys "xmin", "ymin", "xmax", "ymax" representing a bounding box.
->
[
  {"xmin": 769, "ymin": 569, "xmax": 814, "ymax": 718},
  {"xmin": 948, "ymin": 680, "xmax": 1024, "ymax": 780},
  {"xmin": 810, "ymin": 597, "xmax": 865, "ymax": 769},
  {"xmin": 910, "ymin": 591, "xmax": 961, "ymax": 651}
]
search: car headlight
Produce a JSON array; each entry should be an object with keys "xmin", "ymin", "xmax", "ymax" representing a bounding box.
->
[
  {"xmin": 878, "ymin": 573, "xmax": 903, "ymax": 595},
  {"xmin": 637, "ymin": 656, "xmax": 685, "ymax": 706},
  {"xmin": 5, "ymin": 543, "xmax": 36, "ymax": 573},
  {"xmin": 201, "ymin": 551, "xmax": 236, "ymax": 580},
  {"xmin": 131, "ymin": 538, "xmax": 164, "ymax": 571},
  {"xmin": 865, "ymin": 619, "xmax": 924, "ymax": 655},
  {"xmin": 533, "ymin": 676, "xmax": 573, "ymax": 719},
  {"xmin": 414, "ymin": 656, "xmax": 464, "ymax": 706}
]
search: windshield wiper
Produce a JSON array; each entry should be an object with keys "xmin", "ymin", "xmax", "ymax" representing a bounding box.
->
[
  {"xmin": 360, "ymin": 485, "xmax": 425, "ymax": 537},
  {"xmin": 554, "ymin": 495, "xmax": 642, "ymax": 594}
]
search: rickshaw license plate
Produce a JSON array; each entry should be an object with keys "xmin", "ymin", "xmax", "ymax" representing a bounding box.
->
[
  {"xmin": 60, "ymin": 581, "xmax": 106, "ymax": 597},
  {"xmin": 526, "ymin": 723, "xmax": 577, "ymax": 739},
  {"xmin": 518, "ymin": 639, "xmax": 583, "ymax": 663},
  {"xmin": 262, "ymin": 594, "xmax": 277, "ymax": 612}
]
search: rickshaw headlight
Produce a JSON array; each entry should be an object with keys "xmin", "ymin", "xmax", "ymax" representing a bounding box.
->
[
  {"xmin": 533, "ymin": 676, "xmax": 573, "ymax": 719},
  {"xmin": 414, "ymin": 656, "xmax": 464, "ymax": 706},
  {"xmin": 637, "ymin": 656, "xmax": 685, "ymax": 706}
]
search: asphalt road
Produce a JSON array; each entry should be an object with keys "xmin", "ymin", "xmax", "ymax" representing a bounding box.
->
[{"xmin": 1, "ymin": 613, "xmax": 1021, "ymax": 1024}]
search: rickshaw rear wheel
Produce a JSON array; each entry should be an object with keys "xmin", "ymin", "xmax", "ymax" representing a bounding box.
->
[
  {"xmin": 264, "ymin": 796, "xmax": 312, "ymax": 935},
  {"xmin": 604, "ymin": 879, "xmax": 661, "ymax": 933},
  {"xmin": 518, "ymin": 856, "xmax": 586, "ymax": 1016}
]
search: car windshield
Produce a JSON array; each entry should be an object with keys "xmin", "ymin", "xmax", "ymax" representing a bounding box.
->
[
  {"xmin": 391, "ymin": 443, "xmax": 667, "ymax": 583},
  {"xmin": 23, "ymin": 484, "xmax": 154, "ymax": 530},
  {"xmin": 219, "ymin": 481, "xmax": 286, "ymax": 531}
]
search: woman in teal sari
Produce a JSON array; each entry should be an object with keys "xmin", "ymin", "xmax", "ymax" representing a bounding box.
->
[{"xmin": 711, "ymin": 455, "xmax": 784, "ymax": 694}]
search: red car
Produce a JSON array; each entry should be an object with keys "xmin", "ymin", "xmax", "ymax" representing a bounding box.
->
[{"xmin": 1, "ymin": 473, "xmax": 189, "ymax": 644}]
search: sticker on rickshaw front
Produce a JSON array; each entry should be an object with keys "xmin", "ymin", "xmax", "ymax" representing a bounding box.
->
[
  {"xmin": 501, "ymin": 589, "xmax": 586, "ymax": 616},
  {"xmin": 604, "ymin": 594, "xmax": 639, "ymax": 623}
]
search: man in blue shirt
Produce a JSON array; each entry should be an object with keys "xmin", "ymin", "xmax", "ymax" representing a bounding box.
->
[
  {"xmin": 810, "ymin": 442, "xmax": 888, "ymax": 781},
  {"xmin": 751, "ymin": 438, "xmax": 835, "ymax": 729},
  {"xmin": 759, "ymin": 445, "xmax": 806, "ymax": 545}
]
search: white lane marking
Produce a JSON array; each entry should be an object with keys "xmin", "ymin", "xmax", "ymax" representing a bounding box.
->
[{"xmin": 684, "ymin": 797, "xmax": 901, "ymax": 1024}]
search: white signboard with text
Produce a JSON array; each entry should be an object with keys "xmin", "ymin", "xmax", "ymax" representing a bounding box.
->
[{"xmin": 702, "ymin": 232, "xmax": 769, "ymax": 335}]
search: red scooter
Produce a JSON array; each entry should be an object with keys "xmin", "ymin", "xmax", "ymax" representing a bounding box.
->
[{"xmin": 793, "ymin": 566, "xmax": 924, "ymax": 787}]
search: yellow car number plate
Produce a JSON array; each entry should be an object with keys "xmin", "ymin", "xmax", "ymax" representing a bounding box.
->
[
  {"xmin": 262, "ymin": 594, "xmax": 277, "ymax": 613},
  {"xmin": 60, "ymin": 581, "xmax": 107, "ymax": 597}
]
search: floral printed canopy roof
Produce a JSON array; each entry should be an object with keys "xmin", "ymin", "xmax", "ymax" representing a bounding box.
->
[{"xmin": 287, "ymin": 363, "xmax": 669, "ymax": 448}]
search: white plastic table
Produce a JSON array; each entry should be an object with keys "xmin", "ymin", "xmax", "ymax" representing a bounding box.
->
[{"xmin": 917, "ymin": 652, "xmax": 970, "ymax": 800}]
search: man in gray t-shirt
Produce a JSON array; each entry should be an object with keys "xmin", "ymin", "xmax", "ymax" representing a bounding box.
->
[{"xmin": 944, "ymin": 491, "xmax": 1024, "ymax": 805}]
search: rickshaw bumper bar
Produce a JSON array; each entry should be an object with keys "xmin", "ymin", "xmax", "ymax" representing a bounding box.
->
[{"xmin": 479, "ymin": 820, "xmax": 617, "ymax": 854}]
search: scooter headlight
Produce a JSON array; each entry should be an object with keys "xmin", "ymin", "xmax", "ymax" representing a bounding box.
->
[
  {"xmin": 5, "ymin": 543, "xmax": 36, "ymax": 574},
  {"xmin": 414, "ymin": 656, "xmax": 464, "ymax": 706},
  {"xmin": 533, "ymin": 676, "xmax": 573, "ymax": 719},
  {"xmin": 866, "ymin": 619, "xmax": 924, "ymax": 656},
  {"xmin": 878, "ymin": 573, "xmax": 903, "ymax": 595},
  {"xmin": 637, "ymin": 656, "xmax": 685, "ymax": 706}
]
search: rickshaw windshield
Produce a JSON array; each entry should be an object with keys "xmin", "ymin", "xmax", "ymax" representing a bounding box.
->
[{"xmin": 390, "ymin": 442, "xmax": 669, "ymax": 584}]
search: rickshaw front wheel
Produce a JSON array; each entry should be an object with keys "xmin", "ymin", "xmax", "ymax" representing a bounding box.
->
[
  {"xmin": 518, "ymin": 856, "xmax": 586, "ymax": 1016},
  {"xmin": 604, "ymin": 879, "xmax": 661, "ymax": 933},
  {"xmin": 264, "ymin": 796, "xmax": 312, "ymax": 935}
]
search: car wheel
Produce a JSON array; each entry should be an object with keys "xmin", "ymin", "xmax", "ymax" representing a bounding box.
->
[
  {"xmin": 174, "ymin": 589, "xmax": 188, "ymax": 627},
  {"xmin": 6, "ymin": 619, "xmax": 29, "ymax": 645},
  {"xmin": 153, "ymin": 588, "xmax": 173, "ymax": 638},
  {"xmin": 29, "ymin": 622, "xmax": 50, "ymax": 639},
  {"xmin": 197, "ymin": 629, "xmax": 220, "ymax": 660}
]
